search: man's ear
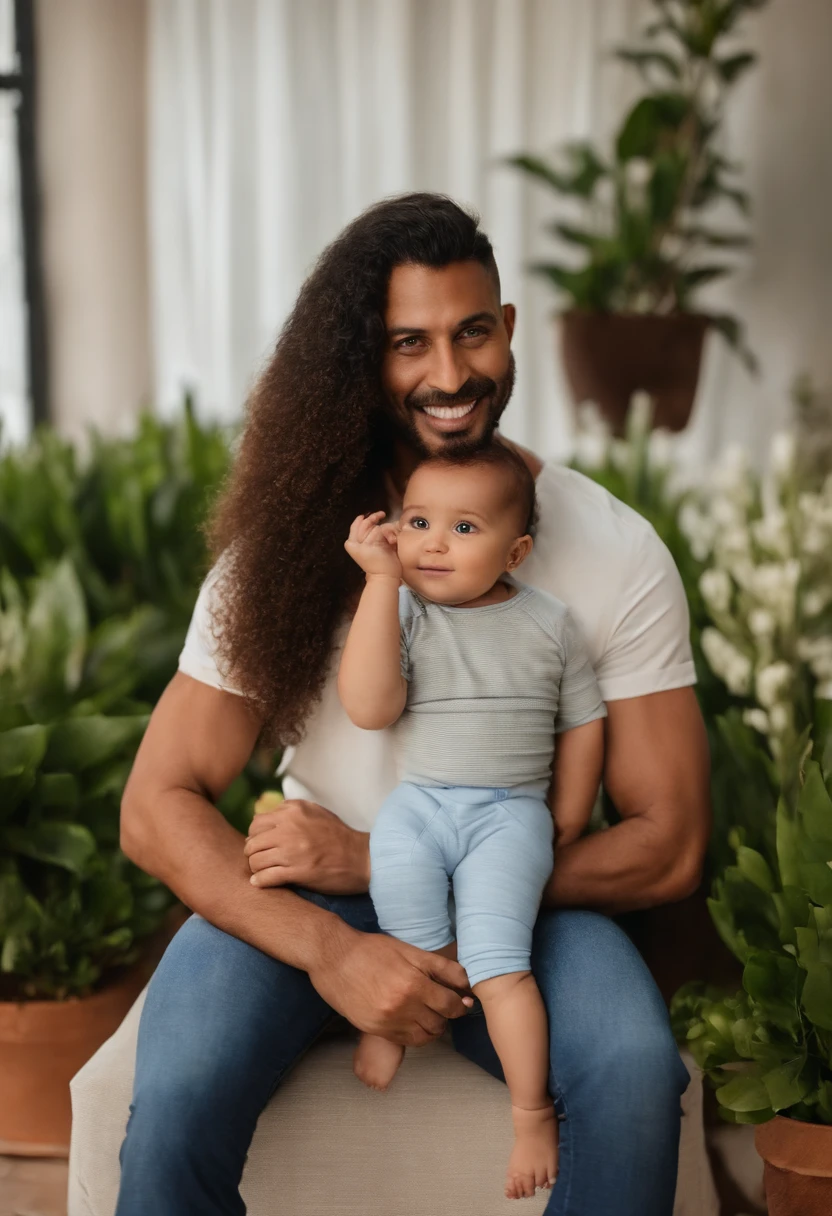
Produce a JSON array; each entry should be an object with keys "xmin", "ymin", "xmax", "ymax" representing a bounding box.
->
[
  {"xmin": 502, "ymin": 303, "xmax": 516, "ymax": 344},
  {"xmin": 507, "ymin": 533, "xmax": 533, "ymax": 571}
]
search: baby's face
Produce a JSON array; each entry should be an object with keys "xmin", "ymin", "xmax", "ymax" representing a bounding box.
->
[{"xmin": 397, "ymin": 463, "xmax": 530, "ymax": 605}]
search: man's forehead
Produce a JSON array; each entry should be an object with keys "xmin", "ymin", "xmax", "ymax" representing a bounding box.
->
[{"xmin": 385, "ymin": 261, "xmax": 500, "ymax": 331}]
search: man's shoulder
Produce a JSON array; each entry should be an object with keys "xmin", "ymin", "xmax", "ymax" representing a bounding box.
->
[{"xmin": 536, "ymin": 462, "xmax": 656, "ymax": 549}]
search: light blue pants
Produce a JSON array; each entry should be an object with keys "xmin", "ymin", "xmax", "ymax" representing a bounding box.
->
[{"xmin": 369, "ymin": 781, "xmax": 555, "ymax": 988}]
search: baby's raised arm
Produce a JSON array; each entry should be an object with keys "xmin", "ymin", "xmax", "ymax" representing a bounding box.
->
[{"xmin": 338, "ymin": 511, "xmax": 408, "ymax": 730}]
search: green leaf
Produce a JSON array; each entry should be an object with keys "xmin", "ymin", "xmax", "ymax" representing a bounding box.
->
[
  {"xmin": 706, "ymin": 313, "xmax": 758, "ymax": 373},
  {"xmin": 0, "ymin": 724, "xmax": 49, "ymax": 779},
  {"xmin": 777, "ymin": 798, "xmax": 801, "ymax": 889},
  {"xmin": 743, "ymin": 952, "xmax": 802, "ymax": 1033},
  {"xmin": 801, "ymin": 964, "xmax": 832, "ymax": 1031},
  {"xmin": 800, "ymin": 762, "xmax": 832, "ymax": 845},
  {"xmin": 737, "ymin": 846, "xmax": 776, "ymax": 894},
  {"xmin": 2, "ymin": 821, "xmax": 97, "ymax": 875},
  {"xmin": 715, "ymin": 53, "xmax": 757, "ymax": 84},
  {"xmin": 648, "ymin": 152, "xmax": 688, "ymax": 224},
  {"xmin": 616, "ymin": 93, "xmax": 692, "ymax": 161},
  {"xmin": 615, "ymin": 48, "xmax": 681, "ymax": 80},
  {"xmin": 551, "ymin": 223, "xmax": 597, "ymax": 248},
  {"xmin": 44, "ymin": 714, "xmax": 149, "ymax": 772},
  {"xmin": 762, "ymin": 1056, "xmax": 811, "ymax": 1112},
  {"xmin": 716, "ymin": 1071, "xmax": 771, "ymax": 1112}
]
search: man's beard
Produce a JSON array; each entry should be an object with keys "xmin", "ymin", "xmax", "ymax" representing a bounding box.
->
[{"xmin": 389, "ymin": 353, "xmax": 516, "ymax": 458}]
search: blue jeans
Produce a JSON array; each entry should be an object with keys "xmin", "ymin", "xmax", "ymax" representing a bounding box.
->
[{"xmin": 116, "ymin": 891, "xmax": 688, "ymax": 1215}]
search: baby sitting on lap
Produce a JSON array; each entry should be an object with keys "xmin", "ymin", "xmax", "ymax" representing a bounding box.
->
[{"xmin": 337, "ymin": 441, "xmax": 606, "ymax": 1202}]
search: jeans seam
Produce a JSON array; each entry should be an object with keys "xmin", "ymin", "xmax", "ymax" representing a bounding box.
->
[{"xmin": 550, "ymin": 1083, "xmax": 571, "ymax": 1213}]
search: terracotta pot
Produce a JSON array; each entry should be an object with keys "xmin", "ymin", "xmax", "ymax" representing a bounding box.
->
[
  {"xmin": 0, "ymin": 962, "xmax": 150, "ymax": 1156},
  {"xmin": 756, "ymin": 1115, "xmax": 832, "ymax": 1215},
  {"xmin": 559, "ymin": 310, "xmax": 709, "ymax": 434}
]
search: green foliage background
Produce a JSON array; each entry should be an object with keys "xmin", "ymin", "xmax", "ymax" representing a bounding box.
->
[{"xmin": 0, "ymin": 405, "xmax": 277, "ymax": 999}]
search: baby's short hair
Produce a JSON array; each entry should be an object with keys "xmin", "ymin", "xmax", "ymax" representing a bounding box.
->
[{"xmin": 413, "ymin": 442, "xmax": 539, "ymax": 537}]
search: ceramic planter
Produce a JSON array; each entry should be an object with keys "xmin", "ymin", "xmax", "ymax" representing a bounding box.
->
[
  {"xmin": 756, "ymin": 1115, "xmax": 832, "ymax": 1215},
  {"xmin": 0, "ymin": 963, "xmax": 150, "ymax": 1155},
  {"xmin": 559, "ymin": 310, "xmax": 710, "ymax": 435}
]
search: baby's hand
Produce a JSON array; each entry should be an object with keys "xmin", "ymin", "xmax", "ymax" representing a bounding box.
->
[{"xmin": 344, "ymin": 511, "xmax": 403, "ymax": 580}]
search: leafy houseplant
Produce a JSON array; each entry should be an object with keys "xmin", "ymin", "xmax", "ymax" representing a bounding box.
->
[
  {"xmin": 0, "ymin": 405, "xmax": 280, "ymax": 1152},
  {"xmin": 672, "ymin": 728, "xmax": 832, "ymax": 1214},
  {"xmin": 509, "ymin": 0, "xmax": 766, "ymax": 432}
]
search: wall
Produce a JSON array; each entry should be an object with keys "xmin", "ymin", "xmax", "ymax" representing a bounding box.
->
[{"xmin": 35, "ymin": 0, "xmax": 149, "ymax": 447}]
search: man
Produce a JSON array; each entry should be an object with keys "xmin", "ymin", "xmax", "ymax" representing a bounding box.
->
[{"xmin": 117, "ymin": 194, "xmax": 710, "ymax": 1214}]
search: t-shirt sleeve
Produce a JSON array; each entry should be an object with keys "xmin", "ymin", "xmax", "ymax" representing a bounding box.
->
[
  {"xmin": 594, "ymin": 528, "xmax": 696, "ymax": 702},
  {"xmin": 555, "ymin": 610, "xmax": 607, "ymax": 734},
  {"xmin": 398, "ymin": 584, "xmax": 415, "ymax": 681},
  {"xmin": 177, "ymin": 563, "xmax": 245, "ymax": 696}
]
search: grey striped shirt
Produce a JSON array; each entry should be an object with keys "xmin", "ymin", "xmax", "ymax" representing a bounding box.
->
[{"xmin": 397, "ymin": 578, "xmax": 606, "ymax": 788}]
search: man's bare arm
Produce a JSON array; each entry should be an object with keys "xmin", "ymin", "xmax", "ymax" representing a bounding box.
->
[
  {"xmin": 120, "ymin": 671, "xmax": 472, "ymax": 1043},
  {"xmin": 541, "ymin": 686, "xmax": 711, "ymax": 914}
]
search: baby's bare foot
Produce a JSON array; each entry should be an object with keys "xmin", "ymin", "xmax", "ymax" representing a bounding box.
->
[
  {"xmin": 505, "ymin": 1103, "xmax": 558, "ymax": 1200},
  {"xmin": 353, "ymin": 1032, "xmax": 405, "ymax": 1091}
]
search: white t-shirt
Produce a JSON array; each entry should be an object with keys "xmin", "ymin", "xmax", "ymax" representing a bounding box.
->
[{"xmin": 177, "ymin": 461, "xmax": 695, "ymax": 831}]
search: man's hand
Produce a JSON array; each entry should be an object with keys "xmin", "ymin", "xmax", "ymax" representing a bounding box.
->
[
  {"xmin": 310, "ymin": 927, "xmax": 474, "ymax": 1046},
  {"xmin": 244, "ymin": 799, "xmax": 371, "ymax": 894},
  {"xmin": 344, "ymin": 510, "xmax": 402, "ymax": 580}
]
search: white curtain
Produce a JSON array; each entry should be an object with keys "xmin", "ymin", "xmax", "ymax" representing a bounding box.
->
[{"xmin": 148, "ymin": 0, "xmax": 832, "ymax": 466}]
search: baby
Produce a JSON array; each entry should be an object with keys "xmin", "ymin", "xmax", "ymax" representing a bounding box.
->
[{"xmin": 337, "ymin": 442, "xmax": 606, "ymax": 1201}]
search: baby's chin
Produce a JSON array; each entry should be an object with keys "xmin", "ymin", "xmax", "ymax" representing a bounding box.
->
[{"xmin": 403, "ymin": 572, "xmax": 488, "ymax": 604}]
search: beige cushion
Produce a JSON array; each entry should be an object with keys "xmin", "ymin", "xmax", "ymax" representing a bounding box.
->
[{"xmin": 69, "ymin": 988, "xmax": 718, "ymax": 1216}]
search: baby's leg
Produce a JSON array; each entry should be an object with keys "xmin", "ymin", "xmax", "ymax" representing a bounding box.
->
[
  {"xmin": 474, "ymin": 970, "xmax": 557, "ymax": 1200},
  {"xmin": 354, "ymin": 784, "xmax": 455, "ymax": 1092},
  {"xmin": 452, "ymin": 790, "xmax": 556, "ymax": 1199},
  {"xmin": 354, "ymin": 941, "xmax": 458, "ymax": 1091}
]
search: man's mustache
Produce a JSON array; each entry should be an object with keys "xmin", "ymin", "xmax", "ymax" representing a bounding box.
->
[{"xmin": 407, "ymin": 379, "xmax": 496, "ymax": 410}]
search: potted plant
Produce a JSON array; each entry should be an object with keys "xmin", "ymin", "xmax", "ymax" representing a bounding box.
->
[
  {"xmin": 672, "ymin": 720, "xmax": 832, "ymax": 1215},
  {"xmin": 508, "ymin": 0, "xmax": 766, "ymax": 433},
  {"xmin": 0, "ymin": 406, "xmax": 279, "ymax": 1153}
]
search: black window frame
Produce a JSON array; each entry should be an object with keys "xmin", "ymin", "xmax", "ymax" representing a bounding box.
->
[{"xmin": 1, "ymin": 0, "xmax": 48, "ymax": 428}]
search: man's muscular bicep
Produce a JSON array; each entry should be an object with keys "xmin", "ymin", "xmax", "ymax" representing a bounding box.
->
[
  {"xmin": 123, "ymin": 672, "xmax": 263, "ymax": 816},
  {"xmin": 603, "ymin": 686, "xmax": 711, "ymax": 892}
]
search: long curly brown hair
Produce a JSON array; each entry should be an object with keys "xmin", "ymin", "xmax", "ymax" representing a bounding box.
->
[{"xmin": 206, "ymin": 193, "xmax": 499, "ymax": 746}]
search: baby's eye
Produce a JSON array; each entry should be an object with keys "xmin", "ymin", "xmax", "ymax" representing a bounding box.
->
[
  {"xmin": 410, "ymin": 517, "xmax": 429, "ymax": 530},
  {"xmin": 455, "ymin": 521, "xmax": 476, "ymax": 534}
]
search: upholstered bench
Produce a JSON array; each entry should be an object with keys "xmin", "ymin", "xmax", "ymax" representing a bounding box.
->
[{"xmin": 68, "ymin": 988, "xmax": 718, "ymax": 1215}]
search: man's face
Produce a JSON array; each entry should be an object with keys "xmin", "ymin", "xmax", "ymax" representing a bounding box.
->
[{"xmin": 380, "ymin": 261, "xmax": 517, "ymax": 457}]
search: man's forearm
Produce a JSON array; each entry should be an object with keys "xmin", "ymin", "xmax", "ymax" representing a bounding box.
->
[
  {"xmin": 122, "ymin": 787, "xmax": 355, "ymax": 972},
  {"xmin": 542, "ymin": 813, "xmax": 701, "ymax": 915}
]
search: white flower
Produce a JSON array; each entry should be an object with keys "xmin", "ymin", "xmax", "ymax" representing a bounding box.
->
[
  {"xmin": 769, "ymin": 431, "xmax": 796, "ymax": 478},
  {"xmin": 573, "ymin": 430, "xmax": 609, "ymax": 469},
  {"xmin": 769, "ymin": 703, "xmax": 792, "ymax": 734},
  {"xmin": 700, "ymin": 568, "xmax": 733, "ymax": 615},
  {"xmin": 629, "ymin": 391, "xmax": 654, "ymax": 433},
  {"xmin": 711, "ymin": 496, "xmax": 744, "ymax": 528},
  {"xmin": 756, "ymin": 662, "xmax": 793, "ymax": 708},
  {"xmin": 750, "ymin": 561, "xmax": 801, "ymax": 627},
  {"xmin": 648, "ymin": 428, "xmax": 674, "ymax": 471},
  {"xmin": 751, "ymin": 510, "xmax": 791, "ymax": 559},
  {"xmin": 748, "ymin": 608, "xmax": 776, "ymax": 637},
  {"xmin": 679, "ymin": 502, "xmax": 716, "ymax": 561},
  {"xmin": 712, "ymin": 444, "xmax": 751, "ymax": 494},
  {"xmin": 803, "ymin": 588, "xmax": 832, "ymax": 617},
  {"xmin": 575, "ymin": 401, "xmax": 611, "ymax": 436},
  {"xmin": 743, "ymin": 708, "xmax": 770, "ymax": 734},
  {"xmin": 701, "ymin": 627, "xmax": 752, "ymax": 695}
]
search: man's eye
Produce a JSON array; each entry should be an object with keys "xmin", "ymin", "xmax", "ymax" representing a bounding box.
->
[
  {"xmin": 455, "ymin": 522, "xmax": 475, "ymax": 534},
  {"xmin": 461, "ymin": 327, "xmax": 486, "ymax": 339},
  {"xmin": 396, "ymin": 336, "xmax": 422, "ymax": 349}
]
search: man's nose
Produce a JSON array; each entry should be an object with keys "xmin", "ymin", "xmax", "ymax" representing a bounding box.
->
[{"xmin": 424, "ymin": 339, "xmax": 469, "ymax": 398}]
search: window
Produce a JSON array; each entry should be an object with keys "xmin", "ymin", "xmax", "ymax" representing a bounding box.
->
[{"xmin": 0, "ymin": 0, "xmax": 46, "ymax": 446}]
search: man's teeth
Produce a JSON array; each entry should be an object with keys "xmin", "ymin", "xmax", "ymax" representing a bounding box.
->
[{"xmin": 423, "ymin": 400, "xmax": 477, "ymax": 419}]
